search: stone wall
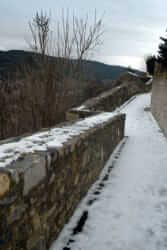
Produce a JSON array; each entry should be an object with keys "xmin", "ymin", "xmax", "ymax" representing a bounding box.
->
[
  {"xmin": 0, "ymin": 71, "xmax": 149, "ymax": 141},
  {"xmin": 151, "ymin": 64, "xmax": 167, "ymax": 136},
  {"xmin": 0, "ymin": 112, "xmax": 125, "ymax": 250},
  {"xmin": 0, "ymin": 70, "xmax": 150, "ymax": 250},
  {"xmin": 66, "ymin": 74, "xmax": 150, "ymax": 121},
  {"xmin": 0, "ymin": 78, "xmax": 112, "ymax": 141}
]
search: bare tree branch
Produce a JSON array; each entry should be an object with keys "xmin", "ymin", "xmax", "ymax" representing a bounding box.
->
[
  {"xmin": 28, "ymin": 9, "xmax": 104, "ymax": 80},
  {"xmin": 29, "ymin": 10, "xmax": 50, "ymax": 57}
]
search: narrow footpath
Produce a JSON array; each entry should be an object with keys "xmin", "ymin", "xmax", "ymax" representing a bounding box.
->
[{"xmin": 51, "ymin": 93, "xmax": 167, "ymax": 250}]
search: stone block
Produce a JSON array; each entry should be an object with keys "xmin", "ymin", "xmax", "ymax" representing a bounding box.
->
[
  {"xmin": 23, "ymin": 154, "xmax": 46, "ymax": 196},
  {"xmin": 0, "ymin": 172, "xmax": 10, "ymax": 198},
  {"xmin": 8, "ymin": 203, "xmax": 27, "ymax": 224}
]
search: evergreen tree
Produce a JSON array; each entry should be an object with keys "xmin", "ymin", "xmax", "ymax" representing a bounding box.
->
[
  {"xmin": 145, "ymin": 55, "xmax": 156, "ymax": 75},
  {"xmin": 158, "ymin": 31, "xmax": 167, "ymax": 67}
]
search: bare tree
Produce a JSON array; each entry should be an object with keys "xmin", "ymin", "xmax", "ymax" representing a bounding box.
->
[
  {"xmin": 29, "ymin": 10, "xmax": 51, "ymax": 57},
  {"xmin": 55, "ymin": 10, "xmax": 104, "ymax": 77},
  {"xmin": 73, "ymin": 11, "xmax": 103, "ymax": 60},
  {"xmin": 28, "ymin": 9, "xmax": 104, "ymax": 79}
]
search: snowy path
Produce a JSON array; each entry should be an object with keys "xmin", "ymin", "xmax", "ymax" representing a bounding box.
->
[{"xmin": 51, "ymin": 93, "xmax": 167, "ymax": 250}]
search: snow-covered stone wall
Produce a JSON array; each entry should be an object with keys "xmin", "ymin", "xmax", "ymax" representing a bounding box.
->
[
  {"xmin": 66, "ymin": 75, "xmax": 150, "ymax": 121},
  {"xmin": 0, "ymin": 70, "xmax": 151, "ymax": 250},
  {"xmin": 0, "ymin": 112, "xmax": 125, "ymax": 250},
  {"xmin": 0, "ymin": 78, "xmax": 111, "ymax": 141}
]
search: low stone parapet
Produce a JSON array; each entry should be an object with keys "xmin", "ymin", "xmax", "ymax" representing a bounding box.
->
[
  {"xmin": 0, "ymin": 112, "xmax": 125, "ymax": 250},
  {"xmin": 66, "ymin": 75, "xmax": 150, "ymax": 122}
]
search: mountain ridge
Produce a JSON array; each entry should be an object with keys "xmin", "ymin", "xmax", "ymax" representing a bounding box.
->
[{"xmin": 0, "ymin": 50, "xmax": 144, "ymax": 81}]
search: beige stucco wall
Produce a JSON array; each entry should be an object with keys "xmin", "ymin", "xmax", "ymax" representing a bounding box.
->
[{"xmin": 151, "ymin": 65, "xmax": 167, "ymax": 137}]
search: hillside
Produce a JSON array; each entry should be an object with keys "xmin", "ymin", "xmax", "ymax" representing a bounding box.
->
[
  {"xmin": 82, "ymin": 60, "xmax": 144, "ymax": 80},
  {"xmin": 0, "ymin": 50, "xmax": 144, "ymax": 81}
]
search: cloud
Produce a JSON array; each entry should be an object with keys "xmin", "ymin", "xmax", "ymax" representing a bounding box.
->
[
  {"xmin": 96, "ymin": 55, "xmax": 145, "ymax": 70},
  {"xmin": 0, "ymin": 46, "xmax": 6, "ymax": 51},
  {"xmin": 1, "ymin": 0, "xmax": 167, "ymax": 69}
]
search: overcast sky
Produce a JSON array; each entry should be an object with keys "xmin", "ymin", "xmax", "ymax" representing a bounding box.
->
[{"xmin": 1, "ymin": 0, "xmax": 167, "ymax": 70}]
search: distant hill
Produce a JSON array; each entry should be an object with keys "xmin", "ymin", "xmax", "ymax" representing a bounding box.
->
[
  {"xmin": 0, "ymin": 50, "xmax": 144, "ymax": 81},
  {"xmin": 82, "ymin": 60, "xmax": 144, "ymax": 80}
]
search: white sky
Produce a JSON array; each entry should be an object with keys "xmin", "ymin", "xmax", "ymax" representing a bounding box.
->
[{"xmin": 1, "ymin": 0, "xmax": 167, "ymax": 70}]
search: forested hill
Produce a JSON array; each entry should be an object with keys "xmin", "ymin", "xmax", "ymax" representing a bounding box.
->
[
  {"xmin": 83, "ymin": 60, "xmax": 144, "ymax": 80},
  {"xmin": 0, "ymin": 50, "xmax": 144, "ymax": 80}
]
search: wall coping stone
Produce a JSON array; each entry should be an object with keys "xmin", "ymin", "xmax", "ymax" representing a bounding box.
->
[{"xmin": 0, "ymin": 113, "xmax": 125, "ymax": 201}]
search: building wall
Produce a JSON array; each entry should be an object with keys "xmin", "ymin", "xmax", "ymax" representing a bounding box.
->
[{"xmin": 151, "ymin": 75, "xmax": 167, "ymax": 136}]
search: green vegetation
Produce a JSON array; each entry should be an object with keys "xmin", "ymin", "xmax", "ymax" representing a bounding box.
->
[
  {"xmin": 145, "ymin": 55, "xmax": 156, "ymax": 75},
  {"xmin": 157, "ymin": 32, "xmax": 167, "ymax": 67},
  {"xmin": 145, "ymin": 30, "xmax": 167, "ymax": 74}
]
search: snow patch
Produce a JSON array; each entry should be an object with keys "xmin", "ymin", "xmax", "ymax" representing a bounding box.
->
[
  {"xmin": 146, "ymin": 78, "xmax": 153, "ymax": 85},
  {"xmin": 74, "ymin": 105, "xmax": 86, "ymax": 111},
  {"xmin": 0, "ymin": 111, "xmax": 118, "ymax": 168}
]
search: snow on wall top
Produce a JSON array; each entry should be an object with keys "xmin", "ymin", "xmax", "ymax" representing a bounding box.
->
[
  {"xmin": 0, "ymin": 111, "xmax": 119, "ymax": 168},
  {"xmin": 127, "ymin": 71, "xmax": 139, "ymax": 77},
  {"xmin": 146, "ymin": 78, "xmax": 153, "ymax": 85}
]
